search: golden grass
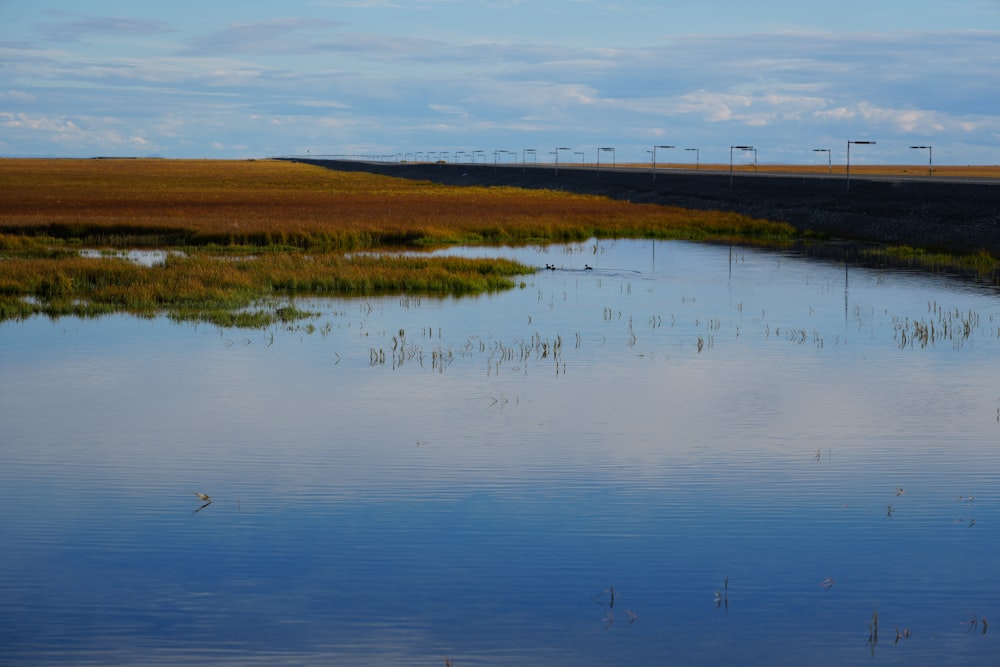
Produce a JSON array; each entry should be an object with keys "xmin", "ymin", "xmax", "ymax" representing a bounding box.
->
[{"xmin": 0, "ymin": 158, "xmax": 792, "ymax": 249}]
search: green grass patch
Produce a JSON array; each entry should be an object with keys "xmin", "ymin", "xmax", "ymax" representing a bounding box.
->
[{"xmin": 0, "ymin": 251, "xmax": 533, "ymax": 327}]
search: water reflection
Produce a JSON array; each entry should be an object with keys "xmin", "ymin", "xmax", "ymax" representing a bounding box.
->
[{"xmin": 1, "ymin": 240, "xmax": 999, "ymax": 665}]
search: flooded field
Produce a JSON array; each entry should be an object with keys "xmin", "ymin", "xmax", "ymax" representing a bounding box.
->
[{"xmin": 2, "ymin": 239, "xmax": 998, "ymax": 666}]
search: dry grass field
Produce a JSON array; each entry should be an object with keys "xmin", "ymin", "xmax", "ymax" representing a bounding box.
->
[{"xmin": 0, "ymin": 158, "xmax": 788, "ymax": 249}]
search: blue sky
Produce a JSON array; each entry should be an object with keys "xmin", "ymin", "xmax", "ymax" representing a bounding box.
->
[{"xmin": 2, "ymin": 0, "xmax": 998, "ymax": 164}]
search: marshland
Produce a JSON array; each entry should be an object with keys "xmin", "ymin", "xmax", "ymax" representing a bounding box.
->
[
  {"xmin": 0, "ymin": 158, "xmax": 799, "ymax": 325},
  {"xmin": 1, "ymin": 159, "xmax": 999, "ymax": 665}
]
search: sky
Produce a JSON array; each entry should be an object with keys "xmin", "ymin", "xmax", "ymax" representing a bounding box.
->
[{"xmin": 2, "ymin": 0, "xmax": 999, "ymax": 164}]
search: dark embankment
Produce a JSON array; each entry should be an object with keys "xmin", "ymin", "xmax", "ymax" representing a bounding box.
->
[{"xmin": 290, "ymin": 159, "xmax": 1000, "ymax": 257}]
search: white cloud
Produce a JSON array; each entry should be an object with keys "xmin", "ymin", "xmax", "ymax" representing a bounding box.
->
[
  {"xmin": 310, "ymin": 0, "xmax": 411, "ymax": 7},
  {"xmin": 462, "ymin": 81, "xmax": 600, "ymax": 112},
  {"xmin": 0, "ymin": 89, "xmax": 36, "ymax": 102},
  {"xmin": 33, "ymin": 12, "xmax": 173, "ymax": 42},
  {"xmin": 298, "ymin": 100, "xmax": 351, "ymax": 109},
  {"xmin": 676, "ymin": 90, "xmax": 753, "ymax": 122},
  {"xmin": 181, "ymin": 18, "xmax": 344, "ymax": 56},
  {"xmin": 318, "ymin": 118, "xmax": 359, "ymax": 129},
  {"xmin": 429, "ymin": 104, "xmax": 470, "ymax": 118},
  {"xmin": 0, "ymin": 111, "xmax": 158, "ymax": 153},
  {"xmin": 814, "ymin": 107, "xmax": 855, "ymax": 122},
  {"xmin": 2, "ymin": 112, "xmax": 79, "ymax": 133},
  {"xmin": 154, "ymin": 114, "xmax": 186, "ymax": 138}
]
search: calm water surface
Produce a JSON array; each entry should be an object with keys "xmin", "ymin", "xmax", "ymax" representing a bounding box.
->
[{"xmin": 2, "ymin": 240, "xmax": 999, "ymax": 665}]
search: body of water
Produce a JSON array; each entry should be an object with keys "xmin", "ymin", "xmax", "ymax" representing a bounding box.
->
[{"xmin": 2, "ymin": 240, "xmax": 998, "ymax": 665}]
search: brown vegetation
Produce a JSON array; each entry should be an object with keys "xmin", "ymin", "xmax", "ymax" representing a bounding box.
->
[{"xmin": 0, "ymin": 158, "xmax": 791, "ymax": 249}]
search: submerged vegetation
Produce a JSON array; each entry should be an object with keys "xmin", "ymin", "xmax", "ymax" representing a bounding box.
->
[
  {"xmin": 861, "ymin": 245, "xmax": 1000, "ymax": 277},
  {"xmin": 1, "ymin": 158, "xmax": 996, "ymax": 325}
]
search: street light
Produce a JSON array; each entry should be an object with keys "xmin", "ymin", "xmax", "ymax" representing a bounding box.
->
[
  {"xmin": 729, "ymin": 145, "xmax": 755, "ymax": 187},
  {"xmin": 812, "ymin": 148, "xmax": 832, "ymax": 175},
  {"xmin": 910, "ymin": 145, "xmax": 932, "ymax": 176},
  {"xmin": 597, "ymin": 146, "xmax": 615, "ymax": 178},
  {"xmin": 554, "ymin": 147, "xmax": 571, "ymax": 176},
  {"xmin": 846, "ymin": 140, "xmax": 876, "ymax": 191},
  {"xmin": 494, "ymin": 149, "xmax": 515, "ymax": 172},
  {"xmin": 684, "ymin": 148, "xmax": 699, "ymax": 170},
  {"xmin": 523, "ymin": 148, "xmax": 536, "ymax": 173},
  {"xmin": 652, "ymin": 145, "xmax": 675, "ymax": 181},
  {"xmin": 574, "ymin": 151, "xmax": 585, "ymax": 165}
]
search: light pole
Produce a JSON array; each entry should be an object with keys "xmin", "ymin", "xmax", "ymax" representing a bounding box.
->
[
  {"xmin": 523, "ymin": 148, "xmax": 536, "ymax": 173},
  {"xmin": 910, "ymin": 145, "xmax": 932, "ymax": 176},
  {"xmin": 846, "ymin": 140, "xmax": 876, "ymax": 191},
  {"xmin": 812, "ymin": 148, "xmax": 831, "ymax": 174},
  {"xmin": 652, "ymin": 145, "xmax": 675, "ymax": 181},
  {"xmin": 729, "ymin": 145, "xmax": 754, "ymax": 187},
  {"xmin": 597, "ymin": 146, "xmax": 615, "ymax": 178},
  {"xmin": 574, "ymin": 151, "xmax": 585, "ymax": 165},
  {"xmin": 684, "ymin": 147, "xmax": 699, "ymax": 170},
  {"xmin": 494, "ymin": 150, "xmax": 514, "ymax": 172},
  {"xmin": 555, "ymin": 147, "xmax": 571, "ymax": 176}
]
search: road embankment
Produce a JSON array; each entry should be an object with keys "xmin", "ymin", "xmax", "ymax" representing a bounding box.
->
[{"xmin": 293, "ymin": 159, "xmax": 1000, "ymax": 256}]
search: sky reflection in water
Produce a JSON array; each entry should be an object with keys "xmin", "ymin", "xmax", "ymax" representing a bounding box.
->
[{"xmin": 1, "ymin": 240, "xmax": 999, "ymax": 666}]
